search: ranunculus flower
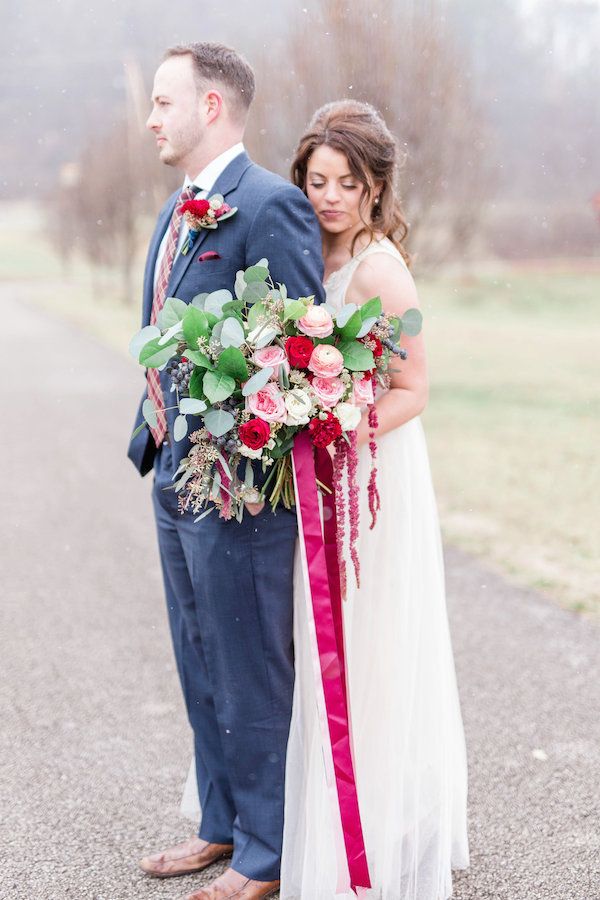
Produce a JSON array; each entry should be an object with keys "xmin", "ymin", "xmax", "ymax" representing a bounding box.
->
[
  {"xmin": 308, "ymin": 343, "xmax": 344, "ymax": 378},
  {"xmin": 297, "ymin": 305, "xmax": 334, "ymax": 338},
  {"xmin": 247, "ymin": 382, "xmax": 287, "ymax": 422},
  {"xmin": 253, "ymin": 345, "xmax": 290, "ymax": 380},
  {"xmin": 284, "ymin": 388, "xmax": 313, "ymax": 426},
  {"xmin": 308, "ymin": 411, "xmax": 342, "ymax": 448},
  {"xmin": 334, "ymin": 402, "xmax": 362, "ymax": 431},
  {"xmin": 180, "ymin": 198, "xmax": 210, "ymax": 217},
  {"xmin": 352, "ymin": 375, "xmax": 375, "ymax": 407},
  {"xmin": 311, "ymin": 376, "xmax": 345, "ymax": 409},
  {"xmin": 285, "ymin": 336, "xmax": 314, "ymax": 369},
  {"xmin": 238, "ymin": 417, "xmax": 271, "ymax": 450},
  {"xmin": 214, "ymin": 202, "xmax": 231, "ymax": 218}
]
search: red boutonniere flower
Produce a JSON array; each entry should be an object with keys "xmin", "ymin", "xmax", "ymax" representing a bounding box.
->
[{"xmin": 180, "ymin": 192, "xmax": 238, "ymax": 254}]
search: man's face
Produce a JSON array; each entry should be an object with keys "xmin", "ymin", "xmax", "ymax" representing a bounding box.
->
[{"xmin": 146, "ymin": 55, "xmax": 204, "ymax": 167}]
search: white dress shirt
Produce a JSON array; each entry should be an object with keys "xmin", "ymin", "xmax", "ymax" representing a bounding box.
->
[{"xmin": 153, "ymin": 142, "xmax": 245, "ymax": 289}]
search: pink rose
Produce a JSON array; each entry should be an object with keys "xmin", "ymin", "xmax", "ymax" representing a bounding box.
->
[
  {"xmin": 308, "ymin": 343, "xmax": 344, "ymax": 378},
  {"xmin": 352, "ymin": 375, "xmax": 375, "ymax": 406},
  {"xmin": 247, "ymin": 382, "xmax": 287, "ymax": 422},
  {"xmin": 297, "ymin": 305, "xmax": 334, "ymax": 338},
  {"xmin": 253, "ymin": 345, "xmax": 290, "ymax": 380},
  {"xmin": 311, "ymin": 376, "xmax": 345, "ymax": 409}
]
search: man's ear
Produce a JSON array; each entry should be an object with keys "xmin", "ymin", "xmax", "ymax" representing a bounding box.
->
[{"xmin": 204, "ymin": 89, "xmax": 223, "ymax": 126}]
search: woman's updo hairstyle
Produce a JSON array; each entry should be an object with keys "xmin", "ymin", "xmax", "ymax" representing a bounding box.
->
[{"xmin": 291, "ymin": 99, "xmax": 410, "ymax": 266}]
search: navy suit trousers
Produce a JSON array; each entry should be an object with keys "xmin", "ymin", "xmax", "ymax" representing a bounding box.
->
[{"xmin": 152, "ymin": 443, "xmax": 297, "ymax": 881}]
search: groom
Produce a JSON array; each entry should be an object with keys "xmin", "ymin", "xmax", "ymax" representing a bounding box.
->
[{"xmin": 128, "ymin": 43, "xmax": 324, "ymax": 900}]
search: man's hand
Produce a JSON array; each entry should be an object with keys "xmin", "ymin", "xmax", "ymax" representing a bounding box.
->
[{"xmin": 245, "ymin": 501, "xmax": 265, "ymax": 517}]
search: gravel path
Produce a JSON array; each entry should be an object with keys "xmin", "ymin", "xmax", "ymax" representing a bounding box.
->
[{"xmin": 1, "ymin": 295, "xmax": 598, "ymax": 900}]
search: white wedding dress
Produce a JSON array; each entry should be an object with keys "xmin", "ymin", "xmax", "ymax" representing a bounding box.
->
[{"xmin": 181, "ymin": 238, "xmax": 470, "ymax": 899}]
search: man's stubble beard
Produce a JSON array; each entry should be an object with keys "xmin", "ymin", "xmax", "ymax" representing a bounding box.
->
[{"xmin": 160, "ymin": 119, "xmax": 204, "ymax": 170}]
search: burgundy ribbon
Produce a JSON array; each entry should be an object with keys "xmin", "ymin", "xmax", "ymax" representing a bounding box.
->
[{"xmin": 292, "ymin": 431, "xmax": 371, "ymax": 895}]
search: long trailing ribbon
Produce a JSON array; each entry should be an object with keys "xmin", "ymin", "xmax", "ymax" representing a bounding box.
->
[{"xmin": 291, "ymin": 430, "xmax": 371, "ymax": 896}]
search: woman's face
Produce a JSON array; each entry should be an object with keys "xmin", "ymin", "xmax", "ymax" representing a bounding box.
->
[{"xmin": 306, "ymin": 144, "xmax": 370, "ymax": 237}]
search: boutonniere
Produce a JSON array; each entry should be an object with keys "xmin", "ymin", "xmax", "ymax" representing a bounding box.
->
[{"xmin": 180, "ymin": 194, "xmax": 238, "ymax": 255}]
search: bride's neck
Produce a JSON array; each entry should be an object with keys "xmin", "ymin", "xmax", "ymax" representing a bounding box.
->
[{"xmin": 321, "ymin": 223, "xmax": 367, "ymax": 266}]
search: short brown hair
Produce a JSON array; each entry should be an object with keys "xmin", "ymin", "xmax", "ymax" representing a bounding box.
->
[
  {"xmin": 164, "ymin": 42, "xmax": 255, "ymax": 123},
  {"xmin": 291, "ymin": 100, "xmax": 410, "ymax": 266}
]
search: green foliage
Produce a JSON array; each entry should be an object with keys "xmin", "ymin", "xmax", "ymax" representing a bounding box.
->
[
  {"xmin": 217, "ymin": 347, "xmax": 249, "ymax": 381},
  {"xmin": 203, "ymin": 370, "xmax": 236, "ymax": 403},
  {"xmin": 337, "ymin": 340, "xmax": 375, "ymax": 371}
]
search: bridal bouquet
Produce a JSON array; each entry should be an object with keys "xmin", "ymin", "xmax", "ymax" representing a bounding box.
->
[{"xmin": 130, "ymin": 260, "xmax": 421, "ymax": 578}]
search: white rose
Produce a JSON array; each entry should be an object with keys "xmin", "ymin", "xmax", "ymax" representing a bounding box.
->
[
  {"xmin": 284, "ymin": 388, "xmax": 313, "ymax": 425},
  {"xmin": 239, "ymin": 444, "xmax": 263, "ymax": 459},
  {"xmin": 334, "ymin": 402, "xmax": 362, "ymax": 432}
]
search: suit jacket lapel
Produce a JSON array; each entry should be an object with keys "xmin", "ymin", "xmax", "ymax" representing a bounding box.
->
[
  {"xmin": 142, "ymin": 191, "xmax": 178, "ymax": 326},
  {"xmin": 167, "ymin": 152, "xmax": 253, "ymax": 299}
]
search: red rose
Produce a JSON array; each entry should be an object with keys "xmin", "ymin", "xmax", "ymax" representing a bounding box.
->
[
  {"xmin": 285, "ymin": 336, "xmax": 314, "ymax": 369},
  {"xmin": 180, "ymin": 198, "xmax": 210, "ymax": 217},
  {"xmin": 238, "ymin": 417, "xmax": 271, "ymax": 450},
  {"xmin": 308, "ymin": 411, "xmax": 342, "ymax": 448}
]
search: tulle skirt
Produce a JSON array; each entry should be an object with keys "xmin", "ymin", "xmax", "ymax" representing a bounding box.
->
[
  {"xmin": 181, "ymin": 417, "xmax": 469, "ymax": 898},
  {"xmin": 279, "ymin": 417, "xmax": 469, "ymax": 899}
]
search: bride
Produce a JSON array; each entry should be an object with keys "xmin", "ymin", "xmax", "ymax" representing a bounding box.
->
[{"xmin": 183, "ymin": 99, "xmax": 470, "ymax": 899}]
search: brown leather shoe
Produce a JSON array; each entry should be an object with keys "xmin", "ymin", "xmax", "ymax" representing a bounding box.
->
[
  {"xmin": 139, "ymin": 836, "xmax": 233, "ymax": 878},
  {"xmin": 184, "ymin": 866, "xmax": 280, "ymax": 899}
]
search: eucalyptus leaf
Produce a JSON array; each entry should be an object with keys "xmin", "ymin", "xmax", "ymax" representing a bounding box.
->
[
  {"xmin": 183, "ymin": 306, "xmax": 209, "ymax": 346},
  {"xmin": 242, "ymin": 281, "xmax": 270, "ymax": 304},
  {"xmin": 203, "ymin": 370, "xmax": 236, "ymax": 404},
  {"xmin": 338, "ymin": 309, "xmax": 363, "ymax": 341},
  {"xmin": 204, "ymin": 289, "xmax": 233, "ymax": 317},
  {"xmin": 360, "ymin": 296, "xmax": 382, "ymax": 320},
  {"xmin": 241, "ymin": 366, "xmax": 274, "ymax": 396},
  {"xmin": 158, "ymin": 319, "xmax": 184, "ymax": 345},
  {"xmin": 244, "ymin": 458, "xmax": 254, "ymax": 488},
  {"xmin": 142, "ymin": 398, "xmax": 158, "ymax": 428},
  {"xmin": 189, "ymin": 368, "xmax": 206, "ymax": 400},
  {"xmin": 254, "ymin": 327, "xmax": 279, "ymax": 349},
  {"xmin": 247, "ymin": 301, "xmax": 268, "ymax": 332},
  {"xmin": 244, "ymin": 264, "xmax": 270, "ymax": 283},
  {"xmin": 173, "ymin": 414, "xmax": 188, "ymax": 441},
  {"xmin": 401, "ymin": 307, "xmax": 423, "ymax": 337},
  {"xmin": 139, "ymin": 337, "xmax": 178, "ymax": 368},
  {"xmin": 234, "ymin": 270, "xmax": 247, "ymax": 301},
  {"xmin": 356, "ymin": 316, "xmax": 378, "ymax": 339},
  {"xmin": 184, "ymin": 349, "xmax": 212, "ymax": 368},
  {"xmin": 194, "ymin": 506, "xmax": 215, "ymax": 522},
  {"xmin": 129, "ymin": 325, "xmax": 160, "ymax": 361},
  {"xmin": 211, "ymin": 469, "xmax": 222, "ymax": 500},
  {"xmin": 283, "ymin": 300, "xmax": 308, "ymax": 322},
  {"xmin": 179, "ymin": 398, "xmax": 207, "ymax": 415},
  {"xmin": 217, "ymin": 346, "xmax": 249, "ymax": 381},
  {"xmin": 204, "ymin": 408, "xmax": 235, "ymax": 437},
  {"xmin": 220, "ymin": 316, "xmax": 245, "ymax": 348},
  {"xmin": 191, "ymin": 292, "xmax": 209, "ymax": 309},
  {"xmin": 337, "ymin": 340, "xmax": 375, "ymax": 372},
  {"xmin": 217, "ymin": 452, "xmax": 232, "ymax": 480},
  {"xmin": 277, "ymin": 282, "xmax": 288, "ymax": 301},
  {"xmin": 335, "ymin": 303, "xmax": 359, "ymax": 328},
  {"xmin": 158, "ymin": 297, "xmax": 188, "ymax": 329}
]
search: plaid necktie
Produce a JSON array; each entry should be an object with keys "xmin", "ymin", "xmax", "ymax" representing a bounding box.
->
[{"xmin": 147, "ymin": 185, "xmax": 197, "ymax": 447}]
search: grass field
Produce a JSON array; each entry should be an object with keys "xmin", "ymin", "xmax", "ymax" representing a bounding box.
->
[{"xmin": 3, "ymin": 203, "xmax": 598, "ymax": 614}]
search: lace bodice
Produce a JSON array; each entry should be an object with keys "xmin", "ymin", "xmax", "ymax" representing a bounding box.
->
[{"xmin": 324, "ymin": 236, "xmax": 409, "ymax": 311}]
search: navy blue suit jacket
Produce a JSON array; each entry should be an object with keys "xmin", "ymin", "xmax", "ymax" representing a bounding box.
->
[{"xmin": 127, "ymin": 152, "xmax": 325, "ymax": 476}]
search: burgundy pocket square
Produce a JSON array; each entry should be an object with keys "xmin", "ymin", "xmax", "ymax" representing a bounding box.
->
[{"xmin": 198, "ymin": 251, "xmax": 222, "ymax": 262}]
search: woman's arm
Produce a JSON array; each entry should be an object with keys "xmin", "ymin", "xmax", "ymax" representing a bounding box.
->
[{"xmin": 345, "ymin": 252, "xmax": 428, "ymax": 447}]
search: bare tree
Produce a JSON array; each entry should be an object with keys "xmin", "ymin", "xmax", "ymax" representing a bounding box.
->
[{"xmin": 245, "ymin": 0, "xmax": 492, "ymax": 266}]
